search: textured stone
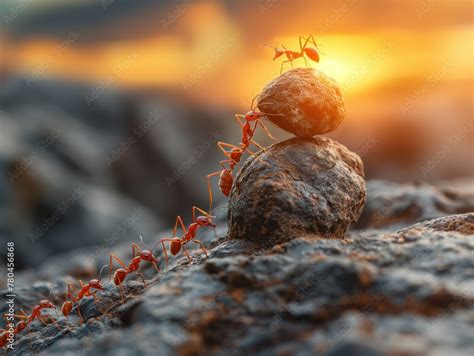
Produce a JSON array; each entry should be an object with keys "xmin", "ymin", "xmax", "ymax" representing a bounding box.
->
[
  {"xmin": 258, "ymin": 68, "xmax": 345, "ymax": 137},
  {"xmin": 3, "ymin": 212, "xmax": 473, "ymax": 356},
  {"xmin": 228, "ymin": 137, "xmax": 366, "ymax": 246},
  {"xmin": 355, "ymin": 179, "xmax": 474, "ymax": 230}
]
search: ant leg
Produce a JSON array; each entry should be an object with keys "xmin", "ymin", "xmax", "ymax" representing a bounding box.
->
[
  {"xmin": 171, "ymin": 215, "xmax": 187, "ymax": 237},
  {"xmin": 300, "ymin": 35, "xmax": 322, "ymax": 59},
  {"xmin": 182, "ymin": 244, "xmax": 192, "ymax": 262},
  {"xmin": 219, "ymin": 160, "xmax": 234, "ymax": 174},
  {"xmin": 299, "ymin": 35, "xmax": 308, "ymax": 53},
  {"xmin": 38, "ymin": 316, "xmax": 50, "ymax": 326},
  {"xmin": 90, "ymin": 293, "xmax": 110, "ymax": 317},
  {"xmin": 298, "ymin": 36, "xmax": 310, "ymax": 67},
  {"xmin": 119, "ymin": 284, "xmax": 125, "ymax": 303},
  {"xmin": 109, "ymin": 254, "xmax": 128, "ymax": 281},
  {"xmin": 217, "ymin": 141, "xmax": 240, "ymax": 155},
  {"xmin": 207, "ymin": 171, "xmax": 223, "ymax": 212},
  {"xmin": 192, "ymin": 205, "xmax": 218, "ymax": 239},
  {"xmin": 305, "ymin": 35, "xmax": 319, "ymax": 49},
  {"xmin": 159, "ymin": 238, "xmax": 173, "ymax": 272},
  {"xmin": 217, "ymin": 142, "xmax": 241, "ymax": 166},
  {"xmin": 299, "ymin": 35, "xmax": 316, "ymax": 53},
  {"xmin": 38, "ymin": 315, "xmax": 61, "ymax": 331},
  {"xmin": 192, "ymin": 239, "xmax": 209, "ymax": 257},
  {"xmin": 135, "ymin": 271, "xmax": 147, "ymax": 287},
  {"xmin": 131, "ymin": 242, "xmax": 141, "ymax": 259},
  {"xmin": 75, "ymin": 301, "xmax": 84, "ymax": 324},
  {"xmin": 63, "ymin": 315, "xmax": 73, "ymax": 332},
  {"xmin": 280, "ymin": 59, "xmax": 293, "ymax": 74},
  {"xmin": 250, "ymin": 138, "xmax": 267, "ymax": 152},
  {"xmin": 151, "ymin": 261, "xmax": 160, "ymax": 273},
  {"xmin": 245, "ymin": 146, "xmax": 257, "ymax": 155},
  {"xmin": 234, "ymin": 114, "xmax": 245, "ymax": 128},
  {"xmin": 191, "ymin": 205, "xmax": 211, "ymax": 223},
  {"xmin": 257, "ymin": 120, "xmax": 277, "ymax": 141}
]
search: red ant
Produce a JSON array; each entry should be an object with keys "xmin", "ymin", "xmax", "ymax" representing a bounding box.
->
[
  {"xmin": 27, "ymin": 289, "xmax": 57, "ymax": 325},
  {"xmin": 0, "ymin": 325, "xmax": 12, "ymax": 351},
  {"xmin": 61, "ymin": 265, "xmax": 109, "ymax": 323},
  {"xmin": 206, "ymin": 141, "xmax": 258, "ymax": 211},
  {"xmin": 61, "ymin": 282, "xmax": 84, "ymax": 325},
  {"xmin": 158, "ymin": 206, "xmax": 216, "ymax": 271},
  {"xmin": 267, "ymin": 35, "xmax": 321, "ymax": 74},
  {"xmin": 3, "ymin": 293, "xmax": 58, "ymax": 351},
  {"xmin": 109, "ymin": 236, "xmax": 161, "ymax": 301},
  {"xmin": 0, "ymin": 328, "xmax": 8, "ymax": 349},
  {"xmin": 10, "ymin": 309, "xmax": 29, "ymax": 335},
  {"xmin": 0, "ymin": 310, "xmax": 28, "ymax": 349},
  {"xmin": 234, "ymin": 95, "xmax": 283, "ymax": 149}
]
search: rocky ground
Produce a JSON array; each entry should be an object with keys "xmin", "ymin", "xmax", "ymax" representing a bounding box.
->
[
  {"xmin": 0, "ymin": 74, "xmax": 473, "ymax": 355},
  {"xmin": 1, "ymin": 178, "xmax": 473, "ymax": 356}
]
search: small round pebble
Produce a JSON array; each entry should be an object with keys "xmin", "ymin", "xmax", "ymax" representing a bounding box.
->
[{"xmin": 258, "ymin": 68, "xmax": 345, "ymax": 137}]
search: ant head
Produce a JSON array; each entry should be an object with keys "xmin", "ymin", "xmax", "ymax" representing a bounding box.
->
[
  {"xmin": 273, "ymin": 47, "xmax": 285, "ymax": 60},
  {"xmin": 196, "ymin": 215, "xmax": 216, "ymax": 228},
  {"xmin": 39, "ymin": 299, "xmax": 55, "ymax": 309},
  {"xmin": 140, "ymin": 249, "xmax": 157, "ymax": 262},
  {"xmin": 89, "ymin": 279, "xmax": 103, "ymax": 290},
  {"xmin": 266, "ymin": 44, "xmax": 285, "ymax": 60},
  {"xmin": 245, "ymin": 110, "xmax": 262, "ymax": 121},
  {"xmin": 93, "ymin": 264, "xmax": 109, "ymax": 289}
]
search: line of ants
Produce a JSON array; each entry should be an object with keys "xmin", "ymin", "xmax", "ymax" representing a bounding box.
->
[{"xmin": 1, "ymin": 34, "xmax": 320, "ymax": 351}]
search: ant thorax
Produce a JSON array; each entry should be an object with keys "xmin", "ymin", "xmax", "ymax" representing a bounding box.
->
[{"xmin": 230, "ymin": 148, "xmax": 242, "ymax": 161}]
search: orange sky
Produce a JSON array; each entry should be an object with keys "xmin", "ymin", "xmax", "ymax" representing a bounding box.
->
[{"xmin": 1, "ymin": 1, "xmax": 472, "ymax": 112}]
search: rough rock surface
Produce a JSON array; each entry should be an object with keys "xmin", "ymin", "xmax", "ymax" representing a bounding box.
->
[
  {"xmin": 356, "ymin": 179, "xmax": 474, "ymax": 230},
  {"xmin": 258, "ymin": 68, "xmax": 345, "ymax": 137},
  {"xmin": 228, "ymin": 136, "xmax": 366, "ymax": 246},
  {"xmin": 2, "ymin": 210, "xmax": 473, "ymax": 356}
]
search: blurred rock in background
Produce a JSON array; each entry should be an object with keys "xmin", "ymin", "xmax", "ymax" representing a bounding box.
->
[{"xmin": 0, "ymin": 76, "xmax": 234, "ymax": 269}]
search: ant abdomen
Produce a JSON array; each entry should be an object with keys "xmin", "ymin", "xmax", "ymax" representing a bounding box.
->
[
  {"xmin": 170, "ymin": 239, "xmax": 182, "ymax": 255},
  {"xmin": 304, "ymin": 47, "xmax": 320, "ymax": 62}
]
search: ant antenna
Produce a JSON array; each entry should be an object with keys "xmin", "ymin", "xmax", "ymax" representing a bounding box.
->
[
  {"xmin": 139, "ymin": 235, "xmax": 153, "ymax": 251},
  {"xmin": 250, "ymin": 94, "xmax": 261, "ymax": 111},
  {"xmin": 316, "ymin": 43, "xmax": 326, "ymax": 55},
  {"xmin": 209, "ymin": 205, "xmax": 227, "ymax": 216},
  {"xmin": 151, "ymin": 235, "xmax": 165, "ymax": 254},
  {"xmin": 256, "ymin": 100, "xmax": 285, "ymax": 117},
  {"xmin": 262, "ymin": 43, "xmax": 276, "ymax": 50},
  {"xmin": 47, "ymin": 283, "xmax": 59, "ymax": 301},
  {"xmin": 98, "ymin": 264, "xmax": 109, "ymax": 282}
]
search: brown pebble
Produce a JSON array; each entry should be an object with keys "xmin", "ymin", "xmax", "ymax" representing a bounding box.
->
[{"xmin": 258, "ymin": 68, "xmax": 345, "ymax": 137}]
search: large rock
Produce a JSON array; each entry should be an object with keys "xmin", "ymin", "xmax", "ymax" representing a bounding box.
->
[
  {"xmin": 3, "ymin": 212, "xmax": 473, "ymax": 356},
  {"xmin": 228, "ymin": 137, "xmax": 366, "ymax": 246},
  {"xmin": 258, "ymin": 68, "xmax": 345, "ymax": 137}
]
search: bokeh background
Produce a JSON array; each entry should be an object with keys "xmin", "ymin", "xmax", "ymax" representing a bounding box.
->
[{"xmin": 0, "ymin": 0, "xmax": 472, "ymax": 269}]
